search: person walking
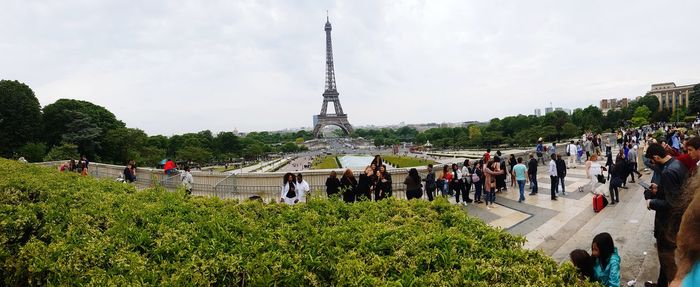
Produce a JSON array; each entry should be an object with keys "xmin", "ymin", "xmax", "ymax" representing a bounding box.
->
[
  {"xmin": 180, "ymin": 166, "xmax": 193, "ymax": 195},
  {"xmin": 608, "ymin": 155, "xmax": 625, "ymax": 204},
  {"xmin": 548, "ymin": 154, "xmax": 559, "ymax": 200},
  {"xmin": 566, "ymin": 140, "xmax": 578, "ymax": 168},
  {"xmin": 423, "ymin": 164, "xmax": 436, "ymax": 201},
  {"xmin": 536, "ymin": 140, "xmax": 546, "ymax": 165},
  {"xmin": 404, "ymin": 168, "xmax": 423, "ymax": 200},
  {"xmin": 627, "ymin": 145, "xmax": 643, "ymax": 183},
  {"xmin": 556, "ymin": 154, "xmax": 567, "ymax": 196},
  {"xmin": 528, "ymin": 153, "xmax": 539, "ymax": 195},
  {"xmin": 513, "ymin": 157, "xmax": 528, "ymax": 203}
]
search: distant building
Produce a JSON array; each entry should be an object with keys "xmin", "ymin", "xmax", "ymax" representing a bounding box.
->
[
  {"xmin": 600, "ymin": 98, "xmax": 629, "ymax": 113},
  {"xmin": 648, "ymin": 82, "xmax": 696, "ymax": 111},
  {"xmin": 534, "ymin": 108, "xmax": 541, "ymax": 116},
  {"xmin": 545, "ymin": 107, "xmax": 553, "ymax": 114}
]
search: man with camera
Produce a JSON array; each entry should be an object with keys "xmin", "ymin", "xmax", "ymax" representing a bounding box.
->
[{"xmin": 644, "ymin": 143, "xmax": 689, "ymax": 287}]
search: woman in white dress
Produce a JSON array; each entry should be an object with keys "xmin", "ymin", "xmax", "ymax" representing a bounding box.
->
[
  {"xmin": 585, "ymin": 154, "xmax": 606, "ymax": 194},
  {"xmin": 280, "ymin": 173, "xmax": 299, "ymax": 205}
]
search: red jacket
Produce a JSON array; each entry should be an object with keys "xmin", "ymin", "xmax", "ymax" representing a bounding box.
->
[{"xmin": 164, "ymin": 161, "xmax": 176, "ymax": 173}]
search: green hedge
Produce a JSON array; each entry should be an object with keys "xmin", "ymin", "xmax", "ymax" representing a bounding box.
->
[
  {"xmin": 311, "ymin": 155, "xmax": 339, "ymax": 169},
  {"xmin": 0, "ymin": 159, "xmax": 592, "ymax": 286}
]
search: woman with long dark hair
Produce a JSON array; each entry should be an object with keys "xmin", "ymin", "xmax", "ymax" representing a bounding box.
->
[
  {"xmin": 340, "ymin": 169, "xmax": 357, "ymax": 203},
  {"xmin": 473, "ymin": 161, "xmax": 484, "ymax": 204},
  {"xmin": 325, "ymin": 171, "xmax": 341, "ymax": 198},
  {"xmin": 404, "ymin": 168, "xmax": 423, "ymax": 200},
  {"xmin": 591, "ymin": 232, "xmax": 620, "ymax": 287},
  {"xmin": 608, "ymin": 155, "xmax": 625, "ymax": 204},
  {"xmin": 569, "ymin": 249, "xmax": 594, "ymax": 282},
  {"xmin": 483, "ymin": 159, "xmax": 504, "ymax": 207},
  {"xmin": 374, "ymin": 170, "xmax": 387, "ymax": 200},
  {"xmin": 280, "ymin": 173, "xmax": 299, "ymax": 205},
  {"xmin": 371, "ymin": 155, "xmax": 383, "ymax": 171},
  {"xmin": 356, "ymin": 166, "xmax": 373, "ymax": 201},
  {"xmin": 671, "ymin": 175, "xmax": 700, "ymax": 286},
  {"xmin": 508, "ymin": 154, "xmax": 517, "ymax": 187}
]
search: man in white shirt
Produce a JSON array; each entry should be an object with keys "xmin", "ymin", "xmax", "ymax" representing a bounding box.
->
[
  {"xmin": 180, "ymin": 166, "xmax": 194, "ymax": 195},
  {"xmin": 296, "ymin": 173, "xmax": 310, "ymax": 202},
  {"xmin": 566, "ymin": 140, "xmax": 577, "ymax": 168},
  {"xmin": 548, "ymin": 154, "xmax": 558, "ymax": 200}
]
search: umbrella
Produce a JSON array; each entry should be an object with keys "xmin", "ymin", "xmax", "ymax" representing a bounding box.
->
[{"xmin": 159, "ymin": 159, "xmax": 167, "ymax": 165}]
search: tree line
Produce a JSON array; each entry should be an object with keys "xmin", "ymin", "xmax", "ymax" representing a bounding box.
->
[
  {"xmin": 353, "ymin": 87, "xmax": 700, "ymax": 149},
  {"xmin": 0, "ymin": 80, "xmax": 310, "ymax": 166}
]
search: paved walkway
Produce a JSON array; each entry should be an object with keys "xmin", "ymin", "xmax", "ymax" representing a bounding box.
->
[{"xmin": 446, "ymin": 150, "xmax": 658, "ymax": 285}]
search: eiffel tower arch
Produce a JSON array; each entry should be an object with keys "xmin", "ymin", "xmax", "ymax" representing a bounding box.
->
[{"xmin": 313, "ymin": 15, "xmax": 353, "ymax": 138}]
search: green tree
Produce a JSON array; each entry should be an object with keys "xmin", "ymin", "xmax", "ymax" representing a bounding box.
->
[
  {"xmin": 630, "ymin": 106, "xmax": 652, "ymax": 127},
  {"xmin": 176, "ymin": 146, "xmax": 213, "ymax": 164},
  {"xmin": 61, "ymin": 111, "xmax": 102, "ymax": 158},
  {"xmin": 638, "ymin": 94, "xmax": 660, "ymax": 113},
  {"xmin": 18, "ymin": 143, "xmax": 47, "ymax": 162},
  {"xmin": 100, "ymin": 128, "xmax": 149, "ymax": 164},
  {"xmin": 670, "ymin": 107, "xmax": 687, "ymax": 123},
  {"xmin": 44, "ymin": 143, "xmax": 80, "ymax": 161},
  {"xmin": 42, "ymin": 99, "xmax": 125, "ymax": 148},
  {"xmin": 561, "ymin": 123, "xmax": 580, "ymax": 139},
  {"xmin": 0, "ymin": 80, "xmax": 43, "ymax": 157},
  {"xmin": 687, "ymin": 84, "xmax": 700, "ymax": 114},
  {"xmin": 571, "ymin": 106, "xmax": 603, "ymax": 132},
  {"xmin": 543, "ymin": 110, "xmax": 570, "ymax": 140}
]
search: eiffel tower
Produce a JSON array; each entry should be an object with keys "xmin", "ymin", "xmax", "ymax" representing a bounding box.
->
[{"xmin": 313, "ymin": 15, "xmax": 353, "ymax": 138}]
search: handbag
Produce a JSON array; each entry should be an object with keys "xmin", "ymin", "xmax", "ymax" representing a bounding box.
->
[{"xmin": 596, "ymin": 174, "xmax": 606, "ymax": 184}]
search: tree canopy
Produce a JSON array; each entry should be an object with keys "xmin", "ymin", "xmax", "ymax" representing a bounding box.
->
[{"xmin": 0, "ymin": 80, "xmax": 43, "ymax": 157}]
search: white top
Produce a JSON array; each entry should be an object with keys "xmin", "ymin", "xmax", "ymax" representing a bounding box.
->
[
  {"xmin": 549, "ymin": 159, "xmax": 558, "ymax": 176},
  {"xmin": 454, "ymin": 169, "xmax": 463, "ymax": 180},
  {"xmin": 281, "ymin": 182, "xmax": 298, "ymax": 205},
  {"xmin": 296, "ymin": 180, "xmax": 310, "ymax": 202},
  {"xmin": 587, "ymin": 162, "xmax": 602, "ymax": 177},
  {"xmin": 180, "ymin": 171, "xmax": 193, "ymax": 189},
  {"xmin": 567, "ymin": 144, "xmax": 577, "ymax": 155}
]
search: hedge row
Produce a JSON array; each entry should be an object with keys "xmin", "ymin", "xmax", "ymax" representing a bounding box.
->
[{"xmin": 0, "ymin": 159, "xmax": 594, "ymax": 286}]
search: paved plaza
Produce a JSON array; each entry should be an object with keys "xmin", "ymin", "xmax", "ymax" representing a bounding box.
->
[{"xmin": 453, "ymin": 153, "xmax": 658, "ymax": 284}]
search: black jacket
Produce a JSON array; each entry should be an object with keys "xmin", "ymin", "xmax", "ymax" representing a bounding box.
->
[
  {"xmin": 555, "ymin": 159, "xmax": 566, "ymax": 178},
  {"xmin": 649, "ymin": 157, "xmax": 688, "ymax": 242}
]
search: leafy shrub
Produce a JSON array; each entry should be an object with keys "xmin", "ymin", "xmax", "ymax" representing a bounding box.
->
[{"xmin": 0, "ymin": 159, "xmax": 592, "ymax": 286}]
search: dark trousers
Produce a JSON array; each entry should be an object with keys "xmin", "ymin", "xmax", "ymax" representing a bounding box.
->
[
  {"xmin": 426, "ymin": 186, "xmax": 435, "ymax": 201},
  {"xmin": 550, "ymin": 176, "xmax": 558, "ymax": 199},
  {"xmin": 609, "ymin": 185, "xmax": 619, "ymax": 202},
  {"xmin": 656, "ymin": 240, "xmax": 677, "ymax": 287},
  {"xmin": 452, "ymin": 180, "xmax": 463, "ymax": 202},
  {"xmin": 464, "ymin": 181, "xmax": 472, "ymax": 200},
  {"xmin": 629, "ymin": 162, "xmax": 642, "ymax": 180},
  {"xmin": 559, "ymin": 177, "xmax": 566, "ymax": 194},
  {"xmin": 474, "ymin": 181, "xmax": 483, "ymax": 201},
  {"xmin": 530, "ymin": 174, "xmax": 538, "ymax": 194},
  {"xmin": 406, "ymin": 188, "xmax": 422, "ymax": 200}
]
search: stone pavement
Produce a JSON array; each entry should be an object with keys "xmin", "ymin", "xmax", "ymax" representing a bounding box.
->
[{"xmin": 454, "ymin": 154, "xmax": 659, "ymax": 285}]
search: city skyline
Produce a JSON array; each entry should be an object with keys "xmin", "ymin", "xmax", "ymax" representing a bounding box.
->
[{"xmin": 2, "ymin": 1, "xmax": 699, "ymax": 135}]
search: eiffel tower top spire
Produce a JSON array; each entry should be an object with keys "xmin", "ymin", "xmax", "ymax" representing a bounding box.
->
[{"xmin": 324, "ymin": 15, "xmax": 337, "ymax": 92}]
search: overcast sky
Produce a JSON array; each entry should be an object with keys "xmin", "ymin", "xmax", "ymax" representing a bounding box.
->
[{"xmin": 2, "ymin": 0, "xmax": 699, "ymax": 136}]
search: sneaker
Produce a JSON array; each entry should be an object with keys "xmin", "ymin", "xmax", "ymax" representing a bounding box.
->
[
  {"xmin": 551, "ymin": 197, "xmax": 557, "ymax": 200},
  {"xmin": 466, "ymin": 199, "xmax": 473, "ymax": 203}
]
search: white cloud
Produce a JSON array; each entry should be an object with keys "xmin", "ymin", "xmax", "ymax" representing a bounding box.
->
[{"xmin": 1, "ymin": 0, "xmax": 698, "ymax": 135}]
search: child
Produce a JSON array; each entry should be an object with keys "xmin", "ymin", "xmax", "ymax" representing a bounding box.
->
[
  {"xmin": 591, "ymin": 232, "xmax": 620, "ymax": 287},
  {"xmin": 569, "ymin": 249, "xmax": 594, "ymax": 282}
]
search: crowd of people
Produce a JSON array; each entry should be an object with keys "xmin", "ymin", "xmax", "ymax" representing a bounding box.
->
[{"xmin": 58, "ymin": 155, "xmax": 90, "ymax": 176}]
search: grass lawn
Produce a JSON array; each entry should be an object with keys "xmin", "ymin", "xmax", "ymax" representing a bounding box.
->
[
  {"xmin": 312, "ymin": 155, "xmax": 339, "ymax": 169},
  {"xmin": 383, "ymin": 155, "xmax": 435, "ymax": 168}
]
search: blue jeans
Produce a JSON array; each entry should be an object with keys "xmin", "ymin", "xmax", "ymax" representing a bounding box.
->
[
  {"xmin": 517, "ymin": 180, "xmax": 526, "ymax": 202},
  {"xmin": 529, "ymin": 174, "xmax": 538, "ymax": 193},
  {"xmin": 486, "ymin": 190, "xmax": 496, "ymax": 204}
]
